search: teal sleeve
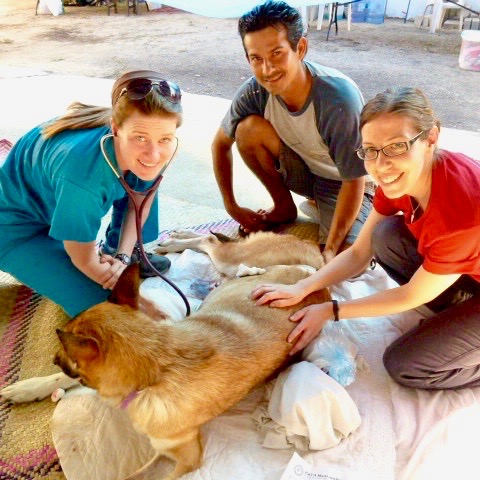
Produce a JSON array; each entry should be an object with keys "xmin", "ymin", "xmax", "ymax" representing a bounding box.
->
[{"xmin": 49, "ymin": 178, "xmax": 105, "ymax": 242}]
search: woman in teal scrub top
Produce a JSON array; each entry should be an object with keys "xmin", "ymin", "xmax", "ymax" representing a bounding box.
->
[{"xmin": 0, "ymin": 70, "xmax": 182, "ymax": 317}]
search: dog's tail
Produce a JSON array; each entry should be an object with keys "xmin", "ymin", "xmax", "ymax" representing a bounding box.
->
[{"xmin": 210, "ymin": 231, "xmax": 237, "ymax": 243}]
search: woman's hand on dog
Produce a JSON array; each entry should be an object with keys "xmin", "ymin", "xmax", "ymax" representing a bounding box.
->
[
  {"xmin": 287, "ymin": 303, "xmax": 332, "ymax": 355},
  {"xmin": 99, "ymin": 254, "xmax": 128, "ymax": 290},
  {"xmin": 251, "ymin": 283, "xmax": 306, "ymax": 308},
  {"xmin": 64, "ymin": 240, "xmax": 127, "ymax": 291}
]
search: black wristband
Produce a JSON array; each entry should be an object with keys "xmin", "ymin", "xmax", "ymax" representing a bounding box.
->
[{"xmin": 332, "ymin": 299, "xmax": 339, "ymax": 322}]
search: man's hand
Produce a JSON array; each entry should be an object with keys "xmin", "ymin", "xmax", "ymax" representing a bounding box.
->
[
  {"xmin": 321, "ymin": 248, "xmax": 335, "ymax": 264},
  {"xmin": 230, "ymin": 206, "xmax": 269, "ymax": 234}
]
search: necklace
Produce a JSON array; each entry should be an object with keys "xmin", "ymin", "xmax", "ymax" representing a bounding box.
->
[{"xmin": 410, "ymin": 199, "xmax": 422, "ymax": 222}]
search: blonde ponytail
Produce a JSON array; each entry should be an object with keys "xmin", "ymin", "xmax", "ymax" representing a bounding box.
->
[{"xmin": 42, "ymin": 102, "xmax": 112, "ymax": 139}]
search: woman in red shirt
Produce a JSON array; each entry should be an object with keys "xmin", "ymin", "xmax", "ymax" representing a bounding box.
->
[{"xmin": 252, "ymin": 87, "xmax": 480, "ymax": 390}]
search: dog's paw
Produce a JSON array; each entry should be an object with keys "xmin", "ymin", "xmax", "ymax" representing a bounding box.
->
[
  {"xmin": 298, "ymin": 265, "xmax": 317, "ymax": 275},
  {"xmin": 155, "ymin": 239, "xmax": 175, "ymax": 253},
  {"xmin": 0, "ymin": 373, "xmax": 78, "ymax": 403},
  {"xmin": 1, "ymin": 378, "xmax": 54, "ymax": 403},
  {"xmin": 236, "ymin": 264, "xmax": 267, "ymax": 277}
]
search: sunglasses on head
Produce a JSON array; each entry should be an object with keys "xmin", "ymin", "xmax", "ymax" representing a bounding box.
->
[{"xmin": 117, "ymin": 78, "xmax": 182, "ymax": 104}]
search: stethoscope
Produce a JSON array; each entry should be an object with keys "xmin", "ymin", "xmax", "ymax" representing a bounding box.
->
[{"xmin": 100, "ymin": 133, "xmax": 191, "ymax": 316}]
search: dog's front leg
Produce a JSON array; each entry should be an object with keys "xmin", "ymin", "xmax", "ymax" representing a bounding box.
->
[
  {"xmin": 168, "ymin": 229, "xmax": 205, "ymax": 239},
  {"xmin": 0, "ymin": 372, "xmax": 79, "ymax": 403},
  {"xmin": 126, "ymin": 428, "xmax": 203, "ymax": 480},
  {"xmin": 155, "ymin": 238, "xmax": 195, "ymax": 253},
  {"xmin": 156, "ymin": 235, "xmax": 211, "ymax": 254},
  {"xmin": 162, "ymin": 429, "xmax": 203, "ymax": 480},
  {"xmin": 122, "ymin": 441, "xmax": 201, "ymax": 480}
]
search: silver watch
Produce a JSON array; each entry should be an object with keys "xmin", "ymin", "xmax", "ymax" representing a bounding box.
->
[{"xmin": 114, "ymin": 253, "xmax": 131, "ymax": 265}]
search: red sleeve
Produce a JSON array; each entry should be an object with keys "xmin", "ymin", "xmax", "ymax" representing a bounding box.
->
[
  {"xmin": 419, "ymin": 152, "xmax": 480, "ymax": 281},
  {"xmin": 373, "ymin": 187, "xmax": 410, "ymax": 217},
  {"xmin": 422, "ymin": 226, "xmax": 480, "ymax": 278}
]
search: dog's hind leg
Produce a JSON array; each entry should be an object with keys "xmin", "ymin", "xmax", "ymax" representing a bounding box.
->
[{"xmin": 0, "ymin": 372, "xmax": 80, "ymax": 403}]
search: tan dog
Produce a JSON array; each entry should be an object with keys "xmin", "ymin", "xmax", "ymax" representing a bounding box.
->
[
  {"xmin": 155, "ymin": 229, "xmax": 325, "ymax": 277},
  {"xmin": 2, "ymin": 231, "xmax": 330, "ymax": 479}
]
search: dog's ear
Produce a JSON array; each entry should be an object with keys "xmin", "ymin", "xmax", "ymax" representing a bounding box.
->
[
  {"xmin": 56, "ymin": 329, "xmax": 100, "ymax": 363},
  {"xmin": 108, "ymin": 263, "xmax": 140, "ymax": 309},
  {"xmin": 210, "ymin": 230, "xmax": 236, "ymax": 243}
]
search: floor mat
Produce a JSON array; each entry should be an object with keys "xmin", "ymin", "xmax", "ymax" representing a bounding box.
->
[
  {"xmin": 0, "ymin": 138, "xmax": 66, "ymax": 478},
  {"xmin": 0, "ymin": 284, "xmax": 67, "ymax": 479}
]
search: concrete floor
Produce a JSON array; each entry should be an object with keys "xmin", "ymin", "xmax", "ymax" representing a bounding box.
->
[{"xmin": 1, "ymin": 70, "xmax": 479, "ymax": 232}]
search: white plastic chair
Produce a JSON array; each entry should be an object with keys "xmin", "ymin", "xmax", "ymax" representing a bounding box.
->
[
  {"xmin": 308, "ymin": 3, "xmax": 353, "ymax": 31},
  {"xmin": 424, "ymin": 0, "xmax": 467, "ymax": 32}
]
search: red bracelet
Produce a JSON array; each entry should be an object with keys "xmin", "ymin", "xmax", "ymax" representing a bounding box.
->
[{"xmin": 332, "ymin": 299, "xmax": 339, "ymax": 322}]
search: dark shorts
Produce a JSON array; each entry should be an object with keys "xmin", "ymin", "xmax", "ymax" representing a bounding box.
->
[{"xmin": 275, "ymin": 143, "xmax": 372, "ymax": 244}]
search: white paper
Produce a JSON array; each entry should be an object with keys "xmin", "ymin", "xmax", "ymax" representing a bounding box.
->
[{"xmin": 281, "ymin": 452, "xmax": 365, "ymax": 480}]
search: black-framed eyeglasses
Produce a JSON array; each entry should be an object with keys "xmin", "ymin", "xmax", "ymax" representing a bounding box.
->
[
  {"xmin": 355, "ymin": 131, "xmax": 425, "ymax": 161},
  {"xmin": 117, "ymin": 78, "xmax": 182, "ymax": 104}
]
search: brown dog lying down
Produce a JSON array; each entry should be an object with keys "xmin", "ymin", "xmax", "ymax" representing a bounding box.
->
[{"xmin": 2, "ymin": 231, "xmax": 330, "ymax": 480}]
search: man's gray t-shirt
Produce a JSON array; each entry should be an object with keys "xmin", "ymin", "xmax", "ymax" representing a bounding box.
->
[{"xmin": 220, "ymin": 61, "xmax": 367, "ymax": 182}]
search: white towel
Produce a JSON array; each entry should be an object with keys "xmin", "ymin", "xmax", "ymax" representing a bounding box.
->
[{"xmin": 257, "ymin": 362, "xmax": 361, "ymax": 451}]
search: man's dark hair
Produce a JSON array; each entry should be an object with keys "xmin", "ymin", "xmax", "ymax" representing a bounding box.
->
[{"xmin": 238, "ymin": 0, "xmax": 304, "ymax": 52}]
